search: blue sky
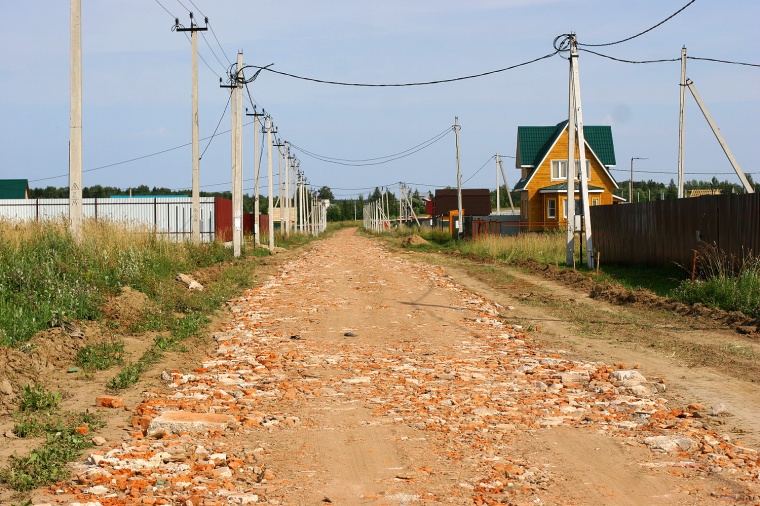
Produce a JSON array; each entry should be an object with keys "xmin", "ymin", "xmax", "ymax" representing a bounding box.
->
[{"xmin": 0, "ymin": 0, "xmax": 757, "ymax": 199}]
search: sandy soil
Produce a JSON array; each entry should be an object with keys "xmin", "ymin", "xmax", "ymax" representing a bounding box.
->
[{"xmin": 2, "ymin": 228, "xmax": 759, "ymax": 505}]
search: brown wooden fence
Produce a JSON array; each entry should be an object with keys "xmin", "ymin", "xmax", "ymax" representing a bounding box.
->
[{"xmin": 590, "ymin": 193, "xmax": 759, "ymax": 267}]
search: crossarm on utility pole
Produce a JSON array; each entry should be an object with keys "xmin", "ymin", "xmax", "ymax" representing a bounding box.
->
[{"xmin": 686, "ymin": 79, "xmax": 754, "ymax": 194}]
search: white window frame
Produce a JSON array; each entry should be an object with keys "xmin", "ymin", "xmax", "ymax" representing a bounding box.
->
[
  {"xmin": 547, "ymin": 198, "xmax": 556, "ymax": 219},
  {"xmin": 551, "ymin": 160, "xmax": 591, "ymax": 181},
  {"xmin": 592, "ymin": 198, "xmax": 599, "ymax": 206}
]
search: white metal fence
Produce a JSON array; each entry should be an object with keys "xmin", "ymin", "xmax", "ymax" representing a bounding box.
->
[{"xmin": 0, "ymin": 198, "xmax": 217, "ymax": 242}]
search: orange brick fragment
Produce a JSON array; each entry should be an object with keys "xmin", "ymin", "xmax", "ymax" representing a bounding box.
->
[{"xmin": 96, "ymin": 396, "xmax": 125, "ymax": 408}]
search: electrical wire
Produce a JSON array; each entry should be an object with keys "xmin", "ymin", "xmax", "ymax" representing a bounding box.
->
[
  {"xmin": 174, "ymin": 0, "xmax": 192, "ymax": 14},
  {"xmin": 578, "ymin": 0, "xmax": 697, "ymax": 47},
  {"xmin": 244, "ymin": 51, "xmax": 559, "ymax": 88},
  {"xmin": 200, "ymin": 88, "xmax": 232, "ymax": 160},
  {"xmin": 200, "ymin": 32, "xmax": 230, "ymax": 73},
  {"xmin": 687, "ymin": 56, "xmax": 760, "ymax": 68},
  {"xmin": 579, "ymin": 48, "xmax": 679, "ymax": 64},
  {"xmin": 153, "ymin": 0, "xmax": 176, "ymax": 19},
  {"xmin": 207, "ymin": 21, "xmax": 233, "ymax": 66},
  {"xmin": 290, "ymin": 128, "xmax": 453, "ymax": 167},
  {"xmin": 462, "ymin": 155, "xmax": 496, "ymax": 184},
  {"xmin": 289, "ymin": 126, "xmax": 453, "ymax": 163},
  {"xmin": 579, "ymin": 48, "xmax": 759, "ymax": 67},
  {"xmin": 609, "ymin": 167, "xmax": 758, "ymax": 176}
]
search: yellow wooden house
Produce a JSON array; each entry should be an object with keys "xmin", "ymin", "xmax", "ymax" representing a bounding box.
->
[{"xmin": 513, "ymin": 120, "xmax": 622, "ymax": 231}]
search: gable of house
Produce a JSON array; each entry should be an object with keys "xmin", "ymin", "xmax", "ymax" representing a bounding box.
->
[
  {"xmin": 514, "ymin": 121, "xmax": 617, "ymax": 191},
  {"xmin": 513, "ymin": 121, "xmax": 619, "ymax": 230},
  {"xmin": 0, "ymin": 179, "xmax": 30, "ymax": 199}
]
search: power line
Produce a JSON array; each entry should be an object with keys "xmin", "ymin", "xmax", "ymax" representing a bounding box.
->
[
  {"xmin": 462, "ymin": 155, "xmax": 496, "ymax": 184},
  {"xmin": 579, "ymin": 48, "xmax": 679, "ymax": 64},
  {"xmin": 200, "ymin": 88, "xmax": 232, "ymax": 160},
  {"xmin": 578, "ymin": 0, "xmax": 697, "ymax": 47},
  {"xmin": 153, "ymin": 0, "xmax": 176, "ymax": 19},
  {"xmin": 245, "ymin": 50, "xmax": 559, "ymax": 88},
  {"xmin": 174, "ymin": 0, "xmax": 192, "ymax": 14},
  {"xmin": 290, "ymin": 128, "xmax": 453, "ymax": 167},
  {"xmin": 687, "ymin": 56, "xmax": 760, "ymax": 68},
  {"xmin": 29, "ymin": 118, "xmax": 258, "ymax": 184},
  {"xmin": 207, "ymin": 21, "xmax": 233, "ymax": 66},
  {"xmin": 289, "ymin": 126, "xmax": 452, "ymax": 163}
]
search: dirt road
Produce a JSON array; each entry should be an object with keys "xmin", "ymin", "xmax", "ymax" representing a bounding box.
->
[{"xmin": 35, "ymin": 229, "xmax": 759, "ymax": 505}]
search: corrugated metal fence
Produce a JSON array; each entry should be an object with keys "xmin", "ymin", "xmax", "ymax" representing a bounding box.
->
[
  {"xmin": 0, "ymin": 197, "xmax": 217, "ymax": 242},
  {"xmin": 590, "ymin": 193, "xmax": 760, "ymax": 267}
]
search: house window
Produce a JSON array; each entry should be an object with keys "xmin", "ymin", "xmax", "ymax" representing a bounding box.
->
[
  {"xmin": 547, "ymin": 198, "xmax": 556, "ymax": 219},
  {"xmin": 592, "ymin": 198, "xmax": 599, "ymax": 206},
  {"xmin": 563, "ymin": 199, "xmax": 582, "ymax": 219},
  {"xmin": 521, "ymin": 193, "xmax": 528, "ymax": 219},
  {"xmin": 551, "ymin": 160, "xmax": 567, "ymax": 180},
  {"xmin": 551, "ymin": 160, "xmax": 591, "ymax": 181}
]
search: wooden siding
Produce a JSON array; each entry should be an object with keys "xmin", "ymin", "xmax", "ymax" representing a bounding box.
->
[
  {"xmin": 590, "ymin": 193, "xmax": 760, "ymax": 267},
  {"xmin": 524, "ymin": 129, "xmax": 616, "ymax": 230}
]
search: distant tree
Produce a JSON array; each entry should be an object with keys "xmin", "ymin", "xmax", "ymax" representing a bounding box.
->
[{"xmin": 317, "ymin": 186, "xmax": 334, "ymax": 201}]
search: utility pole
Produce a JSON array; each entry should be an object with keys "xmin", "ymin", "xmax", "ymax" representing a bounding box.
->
[
  {"xmin": 69, "ymin": 0, "xmax": 83, "ymax": 241},
  {"xmin": 629, "ymin": 157, "xmax": 647, "ymax": 203},
  {"xmin": 678, "ymin": 46, "xmax": 687, "ymax": 199},
  {"xmin": 566, "ymin": 42, "xmax": 577, "ymax": 267},
  {"xmin": 273, "ymin": 135, "xmax": 284, "ymax": 234},
  {"xmin": 454, "ymin": 117, "xmax": 463, "ymax": 240},
  {"xmin": 245, "ymin": 106, "xmax": 264, "ymax": 245},
  {"xmin": 266, "ymin": 116, "xmax": 275, "ymax": 250},
  {"xmin": 685, "ymin": 79, "xmax": 754, "ymax": 194},
  {"xmin": 284, "ymin": 142, "xmax": 291, "ymax": 236},
  {"xmin": 234, "ymin": 53, "xmax": 243, "ymax": 254},
  {"xmin": 495, "ymin": 154, "xmax": 501, "ymax": 215},
  {"xmin": 175, "ymin": 13, "xmax": 207, "ymax": 244},
  {"xmin": 398, "ymin": 182, "xmax": 403, "ymax": 228},
  {"xmin": 220, "ymin": 55, "xmax": 242, "ymax": 256},
  {"xmin": 567, "ymin": 34, "xmax": 593, "ymax": 268},
  {"xmin": 497, "ymin": 156, "xmax": 515, "ymax": 212}
]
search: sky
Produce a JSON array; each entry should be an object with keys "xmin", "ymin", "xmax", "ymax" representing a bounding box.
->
[{"xmin": 0, "ymin": 0, "xmax": 758, "ymax": 200}]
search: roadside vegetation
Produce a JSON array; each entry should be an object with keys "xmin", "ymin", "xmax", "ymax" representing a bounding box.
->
[
  {"xmin": 373, "ymin": 225, "xmax": 759, "ymax": 317},
  {"xmin": 1, "ymin": 384, "xmax": 104, "ymax": 492},
  {"xmin": 671, "ymin": 244, "xmax": 760, "ymax": 318},
  {"xmin": 0, "ymin": 220, "xmax": 340, "ymax": 495}
]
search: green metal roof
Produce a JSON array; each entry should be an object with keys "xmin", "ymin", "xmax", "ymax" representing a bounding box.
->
[
  {"xmin": 0, "ymin": 179, "xmax": 29, "ymax": 199},
  {"xmin": 517, "ymin": 121, "xmax": 616, "ymax": 167},
  {"xmin": 539, "ymin": 182, "xmax": 605, "ymax": 192}
]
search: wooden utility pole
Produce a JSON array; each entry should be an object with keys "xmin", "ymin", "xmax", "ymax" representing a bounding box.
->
[
  {"xmin": 266, "ymin": 117, "xmax": 275, "ymax": 249},
  {"xmin": 175, "ymin": 14, "xmax": 207, "ymax": 244},
  {"xmin": 678, "ymin": 46, "xmax": 687, "ymax": 199},
  {"xmin": 69, "ymin": 0, "xmax": 83, "ymax": 241},
  {"xmin": 454, "ymin": 117, "xmax": 463, "ymax": 240}
]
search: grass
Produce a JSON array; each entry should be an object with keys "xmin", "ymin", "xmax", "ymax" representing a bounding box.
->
[
  {"xmin": 670, "ymin": 245, "xmax": 760, "ymax": 317},
  {"xmin": 0, "ymin": 220, "xmax": 258, "ymax": 348},
  {"xmin": 594, "ymin": 264, "xmax": 685, "ymax": 297},
  {"xmin": 1, "ymin": 384, "xmax": 104, "ymax": 492},
  {"xmin": 75, "ymin": 341, "xmax": 125, "ymax": 371}
]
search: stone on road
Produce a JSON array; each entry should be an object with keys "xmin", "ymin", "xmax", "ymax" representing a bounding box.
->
[{"xmin": 38, "ymin": 230, "xmax": 759, "ymax": 505}]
